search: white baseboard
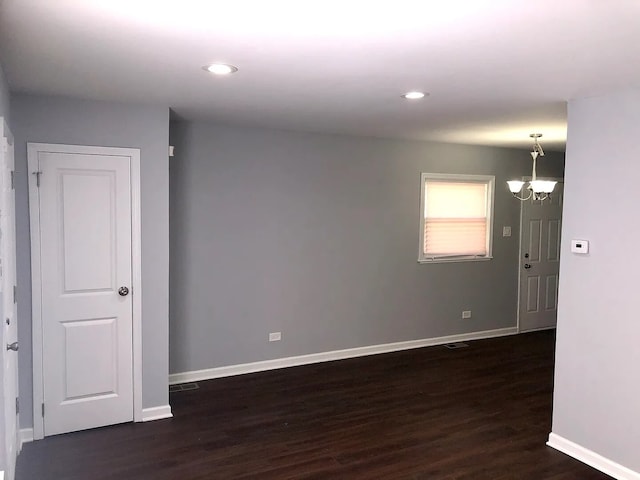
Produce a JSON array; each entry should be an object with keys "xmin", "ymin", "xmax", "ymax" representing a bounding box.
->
[
  {"xmin": 19, "ymin": 428, "xmax": 33, "ymax": 446},
  {"xmin": 547, "ymin": 433, "xmax": 640, "ymax": 480},
  {"xmin": 141, "ymin": 405, "xmax": 173, "ymax": 422},
  {"xmin": 19, "ymin": 410, "xmax": 171, "ymax": 443},
  {"xmin": 519, "ymin": 325, "xmax": 556, "ymax": 333},
  {"xmin": 170, "ymin": 326, "xmax": 518, "ymax": 385}
]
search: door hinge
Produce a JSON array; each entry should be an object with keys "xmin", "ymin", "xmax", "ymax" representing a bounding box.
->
[
  {"xmin": 32, "ymin": 170, "xmax": 42, "ymax": 187},
  {"xmin": 10, "ymin": 170, "xmax": 15, "ymax": 190},
  {"xmin": 13, "ymin": 285, "xmax": 16, "ymax": 304},
  {"xmin": 42, "ymin": 403, "xmax": 45, "ymax": 417},
  {"xmin": 15, "ymin": 397, "xmax": 19, "ymax": 415}
]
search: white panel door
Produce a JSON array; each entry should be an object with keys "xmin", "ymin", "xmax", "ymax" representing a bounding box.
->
[
  {"xmin": 518, "ymin": 182, "xmax": 564, "ymax": 332},
  {"xmin": 34, "ymin": 148, "xmax": 134, "ymax": 436},
  {"xmin": 1, "ymin": 121, "xmax": 19, "ymax": 480}
]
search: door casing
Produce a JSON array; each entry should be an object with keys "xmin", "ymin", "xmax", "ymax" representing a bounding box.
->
[
  {"xmin": 28, "ymin": 143, "xmax": 143, "ymax": 440},
  {"xmin": 1, "ymin": 117, "xmax": 19, "ymax": 480}
]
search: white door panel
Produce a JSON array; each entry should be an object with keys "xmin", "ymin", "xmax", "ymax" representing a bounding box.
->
[
  {"xmin": 547, "ymin": 220, "xmax": 561, "ymax": 261},
  {"xmin": 526, "ymin": 276, "xmax": 539, "ymax": 313},
  {"xmin": 60, "ymin": 171, "xmax": 116, "ymax": 291},
  {"xmin": 62, "ymin": 317, "xmax": 118, "ymax": 399},
  {"xmin": 33, "ymin": 147, "xmax": 134, "ymax": 436},
  {"xmin": 518, "ymin": 183, "xmax": 564, "ymax": 332},
  {"xmin": 545, "ymin": 275, "xmax": 558, "ymax": 310}
]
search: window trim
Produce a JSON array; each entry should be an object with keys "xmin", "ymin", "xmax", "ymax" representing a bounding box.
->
[{"xmin": 418, "ymin": 173, "xmax": 495, "ymax": 264}]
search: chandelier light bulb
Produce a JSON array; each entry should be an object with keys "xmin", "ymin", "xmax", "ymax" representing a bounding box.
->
[{"xmin": 507, "ymin": 181, "xmax": 525, "ymax": 193}]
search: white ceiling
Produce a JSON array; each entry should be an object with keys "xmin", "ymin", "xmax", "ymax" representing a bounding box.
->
[{"xmin": 1, "ymin": 1, "xmax": 640, "ymax": 150}]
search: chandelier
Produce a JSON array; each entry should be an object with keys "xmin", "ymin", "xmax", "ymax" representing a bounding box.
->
[{"xmin": 507, "ymin": 133, "xmax": 557, "ymax": 201}]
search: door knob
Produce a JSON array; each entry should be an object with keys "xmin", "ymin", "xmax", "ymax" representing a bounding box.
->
[
  {"xmin": 6, "ymin": 342, "xmax": 18, "ymax": 351},
  {"xmin": 118, "ymin": 286, "xmax": 130, "ymax": 296},
  {"xmin": 524, "ymin": 263, "xmax": 532, "ymax": 269}
]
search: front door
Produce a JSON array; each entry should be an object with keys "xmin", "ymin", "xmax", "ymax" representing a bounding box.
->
[
  {"xmin": 1, "ymin": 120, "xmax": 19, "ymax": 480},
  {"xmin": 29, "ymin": 144, "xmax": 136, "ymax": 436},
  {"xmin": 518, "ymin": 182, "xmax": 564, "ymax": 332}
]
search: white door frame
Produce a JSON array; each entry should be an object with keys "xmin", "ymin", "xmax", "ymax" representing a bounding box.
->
[
  {"xmin": 27, "ymin": 143, "xmax": 143, "ymax": 440},
  {"xmin": 515, "ymin": 176, "xmax": 564, "ymax": 333},
  {"xmin": 1, "ymin": 116, "xmax": 19, "ymax": 480}
]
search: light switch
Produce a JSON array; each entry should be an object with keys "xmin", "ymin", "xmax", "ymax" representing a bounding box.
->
[
  {"xmin": 502, "ymin": 226, "xmax": 512, "ymax": 237},
  {"xmin": 571, "ymin": 239, "xmax": 589, "ymax": 254}
]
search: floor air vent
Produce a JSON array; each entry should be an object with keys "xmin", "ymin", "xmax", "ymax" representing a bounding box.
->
[
  {"xmin": 169, "ymin": 382, "xmax": 200, "ymax": 393},
  {"xmin": 444, "ymin": 342, "xmax": 469, "ymax": 350}
]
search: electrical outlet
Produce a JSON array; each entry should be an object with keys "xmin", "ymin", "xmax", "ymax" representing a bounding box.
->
[
  {"xmin": 462, "ymin": 310, "xmax": 472, "ymax": 319},
  {"xmin": 269, "ymin": 332, "xmax": 281, "ymax": 342}
]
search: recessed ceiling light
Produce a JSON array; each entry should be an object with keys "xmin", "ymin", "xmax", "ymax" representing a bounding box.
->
[
  {"xmin": 402, "ymin": 91, "xmax": 427, "ymax": 100},
  {"xmin": 203, "ymin": 63, "xmax": 238, "ymax": 75}
]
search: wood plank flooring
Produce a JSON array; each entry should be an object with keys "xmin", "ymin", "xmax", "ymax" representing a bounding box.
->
[{"xmin": 17, "ymin": 331, "xmax": 611, "ymax": 479}]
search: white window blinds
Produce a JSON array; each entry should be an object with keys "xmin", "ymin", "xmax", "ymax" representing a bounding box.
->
[{"xmin": 420, "ymin": 175, "xmax": 494, "ymax": 261}]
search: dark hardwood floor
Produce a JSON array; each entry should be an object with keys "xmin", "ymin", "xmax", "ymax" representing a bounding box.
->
[{"xmin": 17, "ymin": 331, "xmax": 611, "ymax": 479}]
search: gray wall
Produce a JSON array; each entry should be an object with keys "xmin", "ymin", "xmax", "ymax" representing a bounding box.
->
[
  {"xmin": 169, "ymin": 121, "xmax": 564, "ymax": 373},
  {"xmin": 12, "ymin": 94, "xmax": 170, "ymax": 428},
  {"xmin": 551, "ymin": 90, "xmax": 640, "ymax": 472}
]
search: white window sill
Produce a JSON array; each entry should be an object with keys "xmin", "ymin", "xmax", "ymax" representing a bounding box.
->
[{"xmin": 418, "ymin": 256, "xmax": 493, "ymax": 264}]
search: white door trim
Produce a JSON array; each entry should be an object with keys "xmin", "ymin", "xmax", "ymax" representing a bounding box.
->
[
  {"xmin": 515, "ymin": 175, "xmax": 527, "ymax": 332},
  {"xmin": 515, "ymin": 176, "xmax": 563, "ymax": 333},
  {"xmin": 27, "ymin": 143, "xmax": 143, "ymax": 440},
  {"xmin": 1, "ymin": 117, "xmax": 19, "ymax": 480}
]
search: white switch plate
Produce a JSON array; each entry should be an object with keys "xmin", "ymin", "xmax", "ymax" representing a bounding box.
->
[
  {"xmin": 462, "ymin": 310, "xmax": 472, "ymax": 319},
  {"xmin": 269, "ymin": 332, "xmax": 282, "ymax": 342},
  {"xmin": 571, "ymin": 239, "xmax": 589, "ymax": 254},
  {"xmin": 502, "ymin": 226, "xmax": 512, "ymax": 237}
]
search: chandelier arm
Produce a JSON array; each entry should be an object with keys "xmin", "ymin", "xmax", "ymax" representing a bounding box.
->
[{"xmin": 512, "ymin": 190, "xmax": 532, "ymax": 201}]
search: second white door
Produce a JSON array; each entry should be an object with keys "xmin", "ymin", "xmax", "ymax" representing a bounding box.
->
[{"xmin": 29, "ymin": 144, "xmax": 137, "ymax": 436}]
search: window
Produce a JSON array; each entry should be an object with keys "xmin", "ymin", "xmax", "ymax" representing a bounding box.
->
[{"xmin": 418, "ymin": 173, "xmax": 495, "ymax": 263}]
